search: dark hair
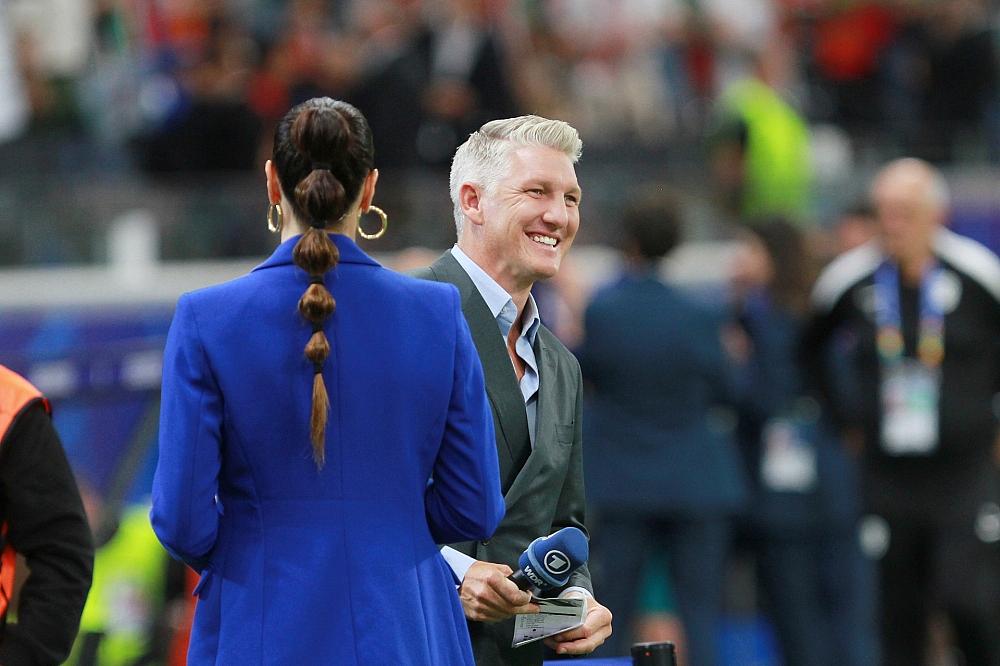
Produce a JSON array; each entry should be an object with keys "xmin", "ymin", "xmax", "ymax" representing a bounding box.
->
[
  {"xmin": 622, "ymin": 194, "xmax": 682, "ymax": 261},
  {"xmin": 272, "ymin": 97, "xmax": 375, "ymax": 468},
  {"xmin": 749, "ymin": 217, "xmax": 815, "ymax": 315},
  {"xmin": 841, "ymin": 200, "xmax": 876, "ymax": 221}
]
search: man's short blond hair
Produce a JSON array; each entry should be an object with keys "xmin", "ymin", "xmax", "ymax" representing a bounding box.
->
[{"xmin": 449, "ymin": 115, "xmax": 582, "ymax": 235}]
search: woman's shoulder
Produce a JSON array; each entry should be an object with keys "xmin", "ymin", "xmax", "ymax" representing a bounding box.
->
[
  {"xmin": 177, "ymin": 272, "xmax": 257, "ymax": 308},
  {"xmin": 366, "ymin": 266, "xmax": 460, "ymax": 303},
  {"xmin": 169, "ymin": 273, "xmax": 268, "ymax": 335}
]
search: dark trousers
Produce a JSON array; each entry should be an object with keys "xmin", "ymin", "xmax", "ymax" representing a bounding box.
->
[
  {"xmin": 755, "ymin": 528, "xmax": 878, "ymax": 666},
  {"xmin": 878, "ymin": 511, "xmax": 1000, "ymax": 666},
  {"xmin": 591, "ymin": 511, "xmax": 731, "ymax": 666}
]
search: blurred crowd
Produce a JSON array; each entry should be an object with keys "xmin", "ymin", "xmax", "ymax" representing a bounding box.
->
[
  {"xmin": 2, "ymin": 0, "xmax": 1000, "ymax": 175},
  {"xmin": 570, "ymin": 158, "xmax": 1000, "ymax": 665},
  {"xmin": 2, "ymin": 2, "xmax": 1000, "ymax": 666},
  {"xmin": 34, "ymin": 162, "xmax": 998, "ymax": 666}
]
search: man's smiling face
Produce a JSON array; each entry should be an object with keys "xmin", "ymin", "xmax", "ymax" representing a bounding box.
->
[{"xmin": 474, "ymin": 144, "xmax": 581, "ymax": 294}]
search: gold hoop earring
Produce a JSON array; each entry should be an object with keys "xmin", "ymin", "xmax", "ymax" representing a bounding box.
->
[
  {"xmin": 267, "ymin": 203, "xmax": 283, "ymax": 234},
  {"xmin": 358, "ymin": 205, "xmax": 388, "ymax": 240}
]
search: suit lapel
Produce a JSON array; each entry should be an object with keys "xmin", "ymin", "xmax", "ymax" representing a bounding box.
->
[
  {"xmin": 426, "ymin": 253, "xmax": 529, "ymax": 492},
  {"xmin": 502, "ymin": 332, "xmax": 559, "ymax": 509}
]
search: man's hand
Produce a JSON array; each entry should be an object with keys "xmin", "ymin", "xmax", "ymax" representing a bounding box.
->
[
  {"xmin": 544, "ymin": 593, "xmax": 613, "ymax": 656},
  {"xmin": 458, "ymin": 561, "xmax": 539, "ymax": 623}
]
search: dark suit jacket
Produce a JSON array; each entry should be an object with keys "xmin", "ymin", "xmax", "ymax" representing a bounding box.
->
[
  {"xmin": 415, "ymin": 251, "xmax": 592, "ymax": 666},
  {"xmin": 578, "ymin": 273, "xmax": 747, "ymax": 515}
]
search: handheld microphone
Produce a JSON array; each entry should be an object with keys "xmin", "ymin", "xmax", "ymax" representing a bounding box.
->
[{"xmin": 508, "ymin": 527, "xmax": 589, "ymax": 591}]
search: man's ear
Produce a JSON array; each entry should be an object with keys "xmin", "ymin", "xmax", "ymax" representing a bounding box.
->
[{"xmin": 459, "ymin": 183, "xmax": 486, "ymax": 227}]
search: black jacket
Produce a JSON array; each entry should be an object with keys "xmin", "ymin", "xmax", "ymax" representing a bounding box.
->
[
  {"xmin": 800, "ymin": 230, "xmax": 1000, "ymax": 518},
  {"xmin": 0, "ymin": 403, "xmax": 94, "ymax": 665}
]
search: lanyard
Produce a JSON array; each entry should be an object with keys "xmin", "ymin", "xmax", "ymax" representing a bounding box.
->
[{"xmin": 873, "ymin": 261, "xmax": 945, "ymax": 368}]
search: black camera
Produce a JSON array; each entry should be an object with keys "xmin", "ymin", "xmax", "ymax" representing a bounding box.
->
[{"xmin": 631, "ymin": 641, "xmax": 676, "ymax": 666}]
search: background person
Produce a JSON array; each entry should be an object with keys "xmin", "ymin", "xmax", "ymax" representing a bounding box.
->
[
  {"xmin": 833, "ymin": 201, "xmax": 879, "ymax": 255},
  {"xmin": 801, "ymin": 158, "xmax": 1000, "ymax": 666},
  {"xmin": 67, "ymin": 486, "xmax": 186, "ymax": 666},
  {"xmin": 729, "ymin": 219, "xmax": 877, "ymax": 666},
  {"xmin": 0, "ymin": 364, "xmax": 94, "ymax": 666},
  {"xmin": 150, "ymin": 97, "xmax": 505, "ymax": 665},
  {"xmin": 578, "ymin": 195, "xmax": 746, "ymax": 666}
]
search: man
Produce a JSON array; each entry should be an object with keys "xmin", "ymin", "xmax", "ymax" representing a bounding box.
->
[
  {"xmin": 801, "ymin": 159, "xmax": 1000, "ymax": 666},
  {"xmin": 579, "ymin": 196, "xmax": 746, "ymax": 666},
  {"xmin": 833, "ymin": 201, "xmax": 878, "ymax": 254},
  {"xmin": 414, "ymin": 115, "xmax": 612, "ymax": 665},
  {"xmin": 0, "ymin": 364, "xmax": 93, "ymax": 665},
  {"xmin": 708, "ymin": 41, "xmax": 812, "ymax": 224}
]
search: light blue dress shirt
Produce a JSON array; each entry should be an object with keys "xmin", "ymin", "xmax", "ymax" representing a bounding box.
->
[{"xmin": 450, "ymin": 245, "xmax": 541, "ymax": 446}]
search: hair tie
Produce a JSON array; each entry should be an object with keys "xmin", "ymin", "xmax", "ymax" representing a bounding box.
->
[
  {"xmin": 313, "ymin": 361, "xmax": 323, "ymax": 375},
  {"xmin": 312, "ymin": 161, "xmax": 332, "ymax": 171},
  {"xmin": 309, "ymin": 275, "xmax": 324, "ymax": 286},
  {"xmin": 312, "ymin": 321, "xmax": 324, "ymax": 334}
]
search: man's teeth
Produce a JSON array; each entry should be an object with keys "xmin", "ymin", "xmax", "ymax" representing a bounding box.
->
[{"xmin": 530, "ymin": 235, "xmax": 557, "ymax": 246}]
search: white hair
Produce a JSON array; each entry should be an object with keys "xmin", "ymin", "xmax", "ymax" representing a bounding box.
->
[
  {"xmin": 876, "ymin": 157, "xmax": 951, "ymax": 212},
  {"xmin": 927, "ymin": 166, "xmax": 951, "ymax": 212},
  {"xmin": 449, "ymin": 115, "xmax": 583, "ymax": 235}
]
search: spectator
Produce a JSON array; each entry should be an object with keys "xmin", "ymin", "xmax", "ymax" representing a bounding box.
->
[
  {"xmin": 68, "ymin": 495, "xmax": 183, "ymax": 666},
  {"xmin": 580, "ymin": 194, "xmax": 747, "ymax": 666},
  {"xmin": 833, "ymin": 201, "xmax": 878, "ymax": 254},
  {"xmin": 352, "ymin": 0, "xmax": 517, "ymax": 169},
  {"xmin": 0, "ymin": 0, "xmax": 29, "ymax": 142},
  {"xmin": 805, "ymin": 2, "xmax": 897, "ymax": 137},
  {"xmin": 708, "ymin": 39, "xmax": 812, "ymax": 224},
  {"xmin": 801, "ymin": 158, "xmax": 1000, "ymax": 666},
  {"xmin": 133, "ymin": 15, "xmax": 261, "ymax": 173},
  {"xmin": 915, "ymin": 0, "xmax": 998, "ymax": 161},
  {"xmin": 729, "ymin": 219, "xmax": 877, "ymax": 666}
]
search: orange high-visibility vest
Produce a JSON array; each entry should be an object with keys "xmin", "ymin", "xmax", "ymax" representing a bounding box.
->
[{"xmin": 0, "ymin": 365, "xmax": 50, "ymax": 618}]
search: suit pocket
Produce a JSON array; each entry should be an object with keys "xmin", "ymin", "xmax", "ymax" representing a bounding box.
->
[
  {"xmin": 192, "ymin": 567, "xmax": 213, "ymax": 598},
  {"xmin": 556, "ymin": 423, "xmax": 575, "ymax": 446}
]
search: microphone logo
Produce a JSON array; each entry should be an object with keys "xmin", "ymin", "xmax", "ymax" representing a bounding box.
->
[
  {"xmin": 510, "ymin": 528, "xmax": 587, "ymax": 590},
  {"xmin": 543, "ymin": 549, "xmax": 570, "ymax": 575}
]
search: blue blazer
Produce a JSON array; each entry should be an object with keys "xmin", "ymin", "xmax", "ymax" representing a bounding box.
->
[
  {"xmin": 735, "ymin": 292, "xmax": 862, "ymax": 534},
  {"xmin": 578, "ymin": 272, "xmax": 747, "ymax": 514},
  {"xmin": 151, "ymin": 234, "xmax": 504, "ymax": 665}
]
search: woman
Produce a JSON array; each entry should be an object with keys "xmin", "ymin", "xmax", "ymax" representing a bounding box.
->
[{"xmin": 150, "ymin": 97, "xmax": 504, "ymax": 665}]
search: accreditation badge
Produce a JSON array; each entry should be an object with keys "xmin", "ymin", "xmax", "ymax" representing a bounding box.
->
[
  {"xmin": 760, "ymin": 415, "xmax": 818, "ymax": 493},
  {"xmin": 880, "ymin": 359, "xmax": 939, "ymax": 455}
]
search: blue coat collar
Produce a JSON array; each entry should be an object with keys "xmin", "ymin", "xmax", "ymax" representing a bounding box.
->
[{"xmin": 251, "ymin": 233, "xmax": 380, "ymax": 272}]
